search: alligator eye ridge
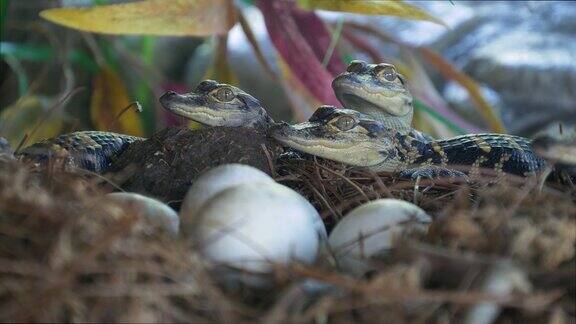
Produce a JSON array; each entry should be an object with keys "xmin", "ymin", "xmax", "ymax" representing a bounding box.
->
[
  {"xmin": 346, "ymin": 60, "xmax": 366, "ymax": 73},
  {"xmin": 374, "ymin": 64, "xmax": 397, "ymax": 82}
]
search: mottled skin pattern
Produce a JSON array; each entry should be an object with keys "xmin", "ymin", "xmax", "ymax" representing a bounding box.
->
[
  {"xmin": 18, "ymin": 80, "xmax": 273, "ymax": 174},
  {"xmin": 159, "ymin": 80, "xmax": 273, "ymax": 129},
  {"xmin": 19, "ymin": 131, "xmax": 142, "ymax": 173},
  {"xmin": 398, "ymin": 132, "xmax": 545, "ymax": 176},
  {"xmin": 271, "ymin": 106, "xmax": 547, "ymax": 177},
  {"xmin": 332, "ymin": 60, "xmax": 433, "ymax": 142}
]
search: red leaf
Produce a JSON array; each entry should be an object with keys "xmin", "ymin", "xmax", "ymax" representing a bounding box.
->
[
  {"xmin": 291, "ymin": 8, "xmax": 345, "ymax": 75},
  {"xmin": 162, "ymin": 83, "xmax": 189, "ymax": 127},
  {"xmin": 258, "ymin": 0, "xmax": 339, "ymax": 107}
]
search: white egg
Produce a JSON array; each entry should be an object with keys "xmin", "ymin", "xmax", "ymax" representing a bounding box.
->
[
  {"xmin": 194, "ymin": 182, "xmax": 325, "ymax": 276},
  {"xmin": 180, "ymin": 164, "xmax": 275, "ymax": 234},
  {"xmin": 105, "ymin": 192, "xmax": 180, "ymax": 236},
  {"xmin": 328, "ymin": 199, "xmax": 431, "ymax": 276}
]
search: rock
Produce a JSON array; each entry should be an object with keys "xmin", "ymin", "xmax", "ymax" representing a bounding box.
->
[{"xmin": 433, "ymin": 1, "xmax": 576, "ymax": 135}]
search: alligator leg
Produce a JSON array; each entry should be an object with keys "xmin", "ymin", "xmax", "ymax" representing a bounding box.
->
[{"xmin": 399, "ymin": 166, "xmax": 469, "ymax": 181}]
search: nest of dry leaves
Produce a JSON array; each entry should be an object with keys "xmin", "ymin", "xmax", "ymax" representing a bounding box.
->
[{"xmin": 0, "ymin": 155, "xmax": 574, "ymax": 323}]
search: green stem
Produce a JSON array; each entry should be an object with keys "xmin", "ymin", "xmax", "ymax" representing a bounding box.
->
[
  {"xmin": 0, "ymin": 42, "xmax": 98, "ymax": 73},
  {"xmin": 322, "ymin": 18, "xmax": 343, "ymax": 67},
  {"xmin": 4, "ymin": 55, "xmax": 28, "ymax": 96},
  {"xmin": 413, "ymin": 98, "xmax": 466, "ymax": 135},
  {"xmin": 136, "ymin": 36, "xmax": 155, "ymax": 134},
  {"xmin": 0, "ymin": 0, "xmax": 8, "ymax": 43}
]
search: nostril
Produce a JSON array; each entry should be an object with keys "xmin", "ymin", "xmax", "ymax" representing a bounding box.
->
[
  {"xmin": 159, "ymin": 91, "xmax": 178, "ymax": 105},
  {"xmin": 160, "ymin": 91, "xmax": 178, "ymax": 101}
]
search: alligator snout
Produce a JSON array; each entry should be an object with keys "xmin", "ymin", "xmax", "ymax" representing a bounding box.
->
[
  {"xmin": 159, "ymin": 90, "xmax": 178, "ymax": 105},
  {"xmin": 269, "ymin": 122, "xmax": 291, "ymax": 138}
]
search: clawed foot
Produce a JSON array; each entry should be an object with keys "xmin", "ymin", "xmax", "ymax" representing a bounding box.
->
[
  {"xmin": 399, "ymin": 167, "xmax": 469, "ymax": 181},
  {"xmin": 277, "ymin": 149, "xmax": 314, "ymax": 162},
  {"xmin": 278, "ymin": 150, "xmax": 303, "ymax": 161}
]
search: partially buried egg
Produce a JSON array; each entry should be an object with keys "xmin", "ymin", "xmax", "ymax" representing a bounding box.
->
[
  {"xmin": 104, "ymin": 192, "xmax": 180, "ymax": 236},
  {"xmin": 180, "ymin": 164, "xmax": 275, "ymax": 235},
  {"xmin": 193, "ymin": 182, "xmax": 326, "ymax": 282},
  {"xmin": 328, "ymin": 199, "xmax": 431, "ymax": 276}
]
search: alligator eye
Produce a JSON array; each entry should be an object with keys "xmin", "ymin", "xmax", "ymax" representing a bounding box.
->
[
  {"xmin": 333, "ymin": 116, "xmax": 356, "ymax": 131},
  {"xmin": 375, "ymin": 65, "xmax": 397, "ymax": 82},
  {"xmin": 346, "ymin": 60, "xmax": 366, "ymax": 73},
  {"xmin": 214, "ymin": 87, "xmax": 235, "ymax": 102}
]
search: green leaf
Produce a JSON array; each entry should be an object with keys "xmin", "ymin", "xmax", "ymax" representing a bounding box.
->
[
  {"xmin": 0, "ymin": 42, "xmax": 98, "ymax": 73},
  {"xmin": 413, "ymin": 99, "xmax": 465, "ymax": 135},
  {"xmin": 0, "ymin": 0, "xmax": 9, "ymax": 42},
  {"xmin": 322, "ymin": 18, "xmax": 344, "ymax": 67},
  {"xmin": 134, "ymin": 36, "xmax": 156, "ymax": 133}
]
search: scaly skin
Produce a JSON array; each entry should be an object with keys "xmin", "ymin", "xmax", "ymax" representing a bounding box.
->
[
  {"xmin": 270, "ymin": 106, "xmax": 547, "ymax": 177},
  {"xmin": 18, "ymin": 80, "xmax": 275, "ymax": 173},
  {"xmin": 332, "ymin": 60, "xmax": 415, "ymax": 134},
  {"xmin": 159, "ymin": 80, "xmax": 273, "ymax": 129},
  {"xmin": 19, "ymin": 131, "xmax": 142, "ymax": 173}
]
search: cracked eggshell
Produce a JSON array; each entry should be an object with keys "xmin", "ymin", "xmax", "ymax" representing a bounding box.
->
[
  {"xmin": 104, "ymin": 192, "xmax": 180, "ymax": 236},
  {"xmin": 328, "ymin": 199, "xmax": 431, "ymax": 276},
  {"xmin": 195, "ymin": 182, "xmax": 325, "ymax": 277},
  {"xmin": 180, "ymin": 164, "xmax": 275, "ymax": 234}
]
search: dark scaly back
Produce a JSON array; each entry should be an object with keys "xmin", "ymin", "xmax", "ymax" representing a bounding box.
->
[
  {"xmin": 399, "ymin": 133, "xmax": 547, "ymax": 176},
  {"xmin": 19, "ymin": 131, "xmax": 142, "ymax": 173}
]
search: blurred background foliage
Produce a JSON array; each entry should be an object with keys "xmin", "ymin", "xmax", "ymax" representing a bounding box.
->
[{"xmin": 1, "ymin": 0, "xmax": 575, "ymax": 147}]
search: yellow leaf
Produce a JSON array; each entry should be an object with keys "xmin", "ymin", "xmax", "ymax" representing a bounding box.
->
[
  {"xmin": 40, "ymin": 0, "xmax": 237, "ymax": 36},
  {"xmin": 297, "ymin": 0, "xmax": 446, "ymax": 26},
  {"xmin": 91, "ymin": 68, "xmax": 145, "ymax": 136},
  {"xmin": 419, "ymin": 48, "xmax": 507, "ymax": 133},
  {"xmin": 0, "ymin": 96, "xmax": 65, "ymax": 145}
]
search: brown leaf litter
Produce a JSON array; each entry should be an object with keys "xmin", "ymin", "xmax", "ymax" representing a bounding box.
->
[{"xmin": 0, "ymin": 134, "xmax": 574, "ymax": 323}]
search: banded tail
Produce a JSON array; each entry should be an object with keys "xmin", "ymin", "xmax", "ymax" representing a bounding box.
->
[{"xmin": 19, "ymin": 131, "xmax": 142, "ymax": 173}]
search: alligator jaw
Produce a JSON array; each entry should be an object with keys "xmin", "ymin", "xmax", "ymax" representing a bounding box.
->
[{"xmin": 270, "ymin": 122, "xmax": 388, "ymax": 168}]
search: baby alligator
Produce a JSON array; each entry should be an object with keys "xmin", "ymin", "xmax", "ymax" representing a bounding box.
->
[
  {"xmin": 159, "ymin": 79, "xmax": 273, "ymax": 129},
  {"xmin": 270, "ymin": 106, "xmax": 547, "ymax": 178},
  {"xmin": 333, "ymin": 60, "xmax": 413, "ymax": 133},
  {"xmin": 333, "ymin": 60, "xmax": 433, "ymax": 143},
  {"xmin": 19, "ymin": 80, "xmax": 269, "ymax": 173},
  {"xmin": 19, "ymin": 131, "xmax": 141, "ymax": 173}
]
